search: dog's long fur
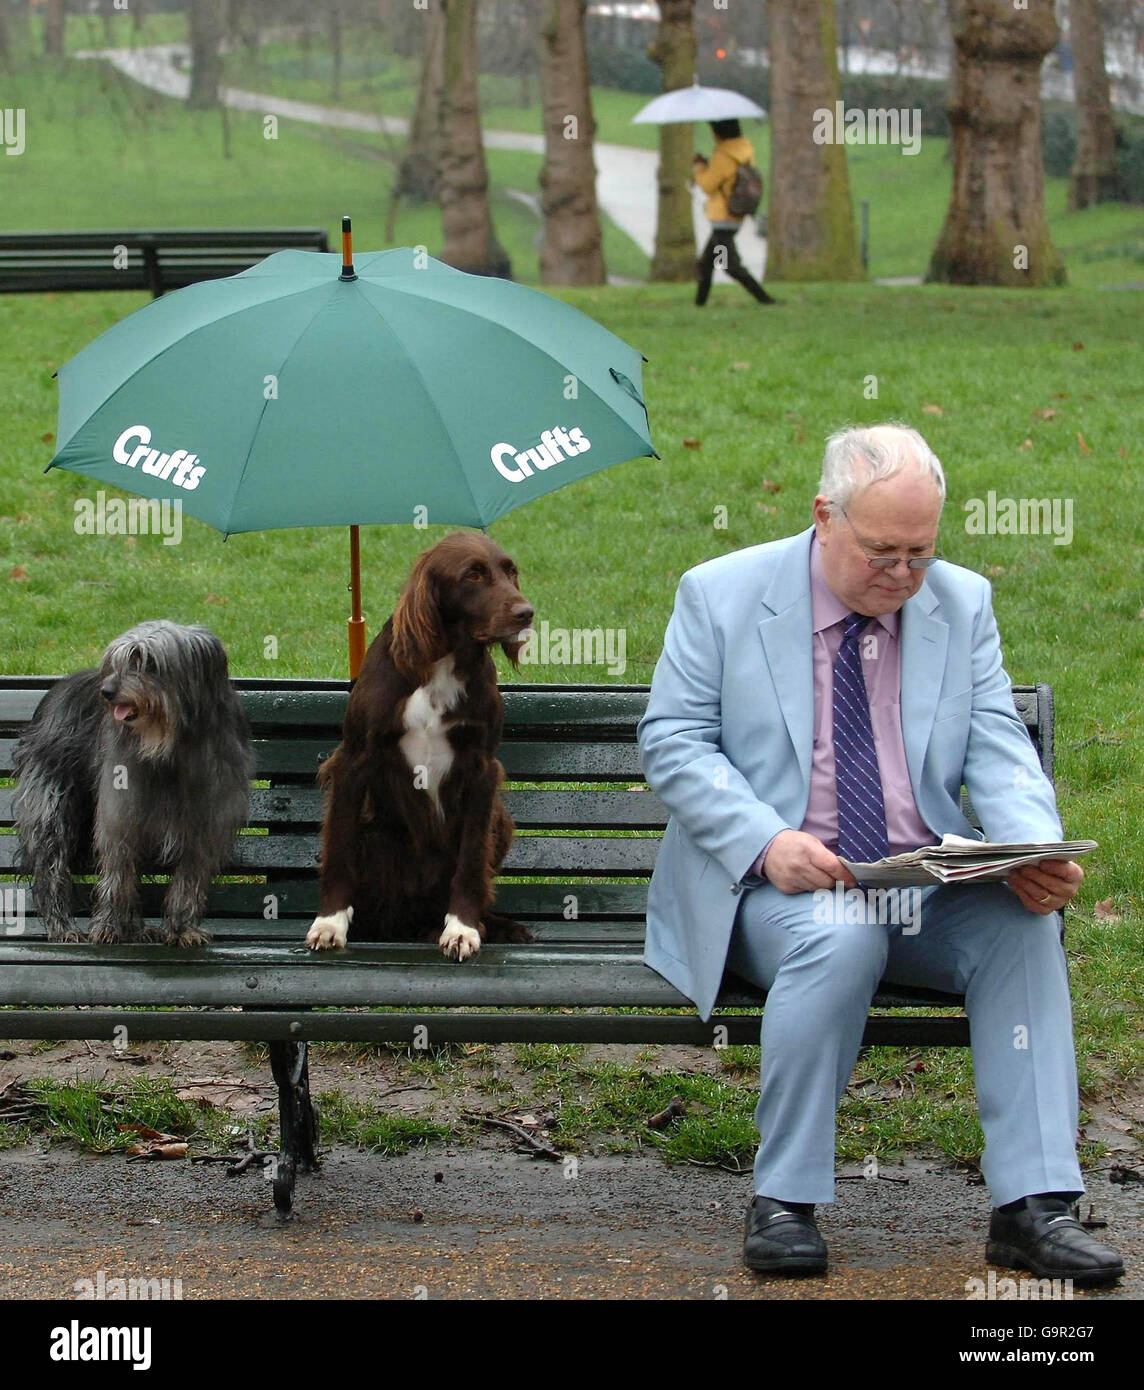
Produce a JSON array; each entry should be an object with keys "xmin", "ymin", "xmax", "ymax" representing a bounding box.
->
[
  {"xmin": 306, "ymin": 532, "xmax": 534, "ymax": 961},
  {"xmin": 13, "ymin": 620, "xmax": 252, "ymax": 945}
]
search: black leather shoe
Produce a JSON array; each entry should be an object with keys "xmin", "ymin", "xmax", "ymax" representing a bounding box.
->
[
  {"xmin": 743, "ymin": 1195, "xmax": 827, "ymax": 1275},
  {"xmin": 987, "ymin": 1194, "xmax": 1125, "ymax": 1285}
]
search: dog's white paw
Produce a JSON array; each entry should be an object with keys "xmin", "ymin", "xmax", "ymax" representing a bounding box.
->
[
  {"xmin": 306, "ymin": 906, "xmax": 352, "ymax": 951},
  {"xmin": 439, "ymin": 914, "xmax": 480, "ymax": 962}
]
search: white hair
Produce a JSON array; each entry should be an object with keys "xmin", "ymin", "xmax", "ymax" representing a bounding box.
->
[{"xmin": 818, "ymin": 423, "xmax": 946, "ymax": 513}]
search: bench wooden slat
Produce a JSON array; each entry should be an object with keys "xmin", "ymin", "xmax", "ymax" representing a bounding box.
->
[
  {"xmin": 6, "ymin": 880, "xmax": 652, "ymax": 921},
  {"xmin": 2, "ymin": 786, "xmax": 669, "ymax": 828},
  {"xmin": 2, "ymin": 736, "xmax": 650, "ymax": 781},
  {"xmin": 0, "ymin": 832, "xmax": 660, "ymax": 875},
  {"xmin": 0, "ymin": 940, "xmax": 707, "ymax": 1008},
  {"xmin": 0, "ymin": 939, "xmax": 968, "ymax": 1012},
  {"xmin": 3, "ymin": 916, "xmax": 649, "ymax": 945}
]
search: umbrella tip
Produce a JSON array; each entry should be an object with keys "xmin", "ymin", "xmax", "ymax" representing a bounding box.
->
[{"xmin": 340, "ymin": 215, "xmax": 357, "ymax": 282}]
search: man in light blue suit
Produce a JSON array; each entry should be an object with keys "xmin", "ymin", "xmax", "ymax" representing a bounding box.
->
[{"xmin": 637, "ymin": 423, "xmax": 1123, "ymax": 1281}]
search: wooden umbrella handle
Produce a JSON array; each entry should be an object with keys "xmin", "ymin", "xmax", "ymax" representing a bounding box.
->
[{"xmin": 348, "ymin": 524, "xmax": 366, "ymax": 679}]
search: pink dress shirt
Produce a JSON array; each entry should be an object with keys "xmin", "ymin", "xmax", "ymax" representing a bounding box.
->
[{"xmin": 755, "ymin": 534, "xmax": 934, "ymax": 877}]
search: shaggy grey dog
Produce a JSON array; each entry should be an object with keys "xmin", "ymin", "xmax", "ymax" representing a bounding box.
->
[{"xmin": 13, "ymin": 620, "xmax": 252, "ymax": 946}]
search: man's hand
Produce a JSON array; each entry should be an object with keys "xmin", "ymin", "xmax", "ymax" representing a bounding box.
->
[
  {"xmin": 762, "ymin": 830, "xmax": 857, "ymax": 895},
  {"xmin": 1006, "ymin": 858, "xmax": 1083, "ymax": 915}
]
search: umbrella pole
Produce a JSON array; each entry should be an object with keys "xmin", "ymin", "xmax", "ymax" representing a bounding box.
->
[{"xmin": 348, "ymin": 524, "xmax": 365, "ymax": 679}]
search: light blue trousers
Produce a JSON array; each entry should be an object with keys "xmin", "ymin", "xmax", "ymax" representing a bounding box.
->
[{"xmin": 726, "ymin": 880, "xmax": 1084, "ymax": 1207}]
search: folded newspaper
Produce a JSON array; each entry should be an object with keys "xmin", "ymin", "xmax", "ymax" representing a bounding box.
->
[{"xmin": 840, "ymin": 834, "xmax": 1097, "ymax": 887}]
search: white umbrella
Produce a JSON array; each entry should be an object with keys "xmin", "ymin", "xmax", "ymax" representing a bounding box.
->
[{"xmin": 632, "ymin": 83, "xmax": 766, "ymax": 125}]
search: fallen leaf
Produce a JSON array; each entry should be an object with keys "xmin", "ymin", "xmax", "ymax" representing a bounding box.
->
[
  {"xmin": 1118, "ymin": 446, "xmax": 1127, "ymax": 458},
  {"xmin": 986, "ymin": 565, "xmax": 1006, "ymax": 577},
  {"xmin": 125, "ymin": 1141, "xmax": 188, "ymax": 1161},
  {"xmin": 9, "ymin": 566, "xmax": 28, "ymax": 580},
  {"xmin": 681, "ymin": 438, "xmax": 702, "ymax": 450},
  {"xmin": 41, "ymin": 431, "xmax": 54, "ymax": 444},
  {"xmin": 729, "ymin": 360, "xmax": 750, "ymax": 371},
  {"xmin": 762, "ymin": 478, "xmax": 781, "ymax": 493},
  {"xmin": 204, "ymin": 592, "xmax": 228, "ymax": 604},
  {"xmin": 1018, "ymin": 437, "xmax": 1033, "ymax": 450},
  {"xmin": 1093, "ymin": 898, "xmax": 1121, "ymax": 924},
  {"xmin": 1033, "ymin": 407, "xmax": 1056, "ymax": 420},
  {"xmin": 1072, "ymin": 341, "xmax": 1084, "ymax": 351},
  {"xmin": 921, "ymin": 403, "xmax": 943, "ymax": 416},
  {"xmin": 118, "ymin": 1124, "xmax": 177, "ymax": 1142},
  {"xmin": 1077, "ymin": 431, "xmax": 1091, "ymax": 455}
]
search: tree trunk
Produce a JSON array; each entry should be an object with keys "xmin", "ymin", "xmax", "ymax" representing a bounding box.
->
[
  {"xmin": 393, "ymin": 0, "xmax": 446, "ymax": 204},
  {"xmin": 767, "ymin": 0, "xmax": 863, "ymax": 281},
  {"xmin": 928, "ymin": 0, "xmax": 1065, "ymax": 286},
  {"xmin": 187, "ymin": 0, "xmax": 224, "ymax": 111},
  {"xmin": 437, "ymin": 0, "xmax": 512, "ymax": 278},
  {"xmin": 1068, "ymin": 0, "xmax": 1119, "ymax": 208},
  {"xmin": 647, "ymin": 0, "xmax": 696, "ymax": 283},
  {"xmin": 43, "ymin": 0, "xmax": 66, "ymax": 57},
  {"xmin": 538, "ymin": 0, "xmax": 605, "ymax": 285}
]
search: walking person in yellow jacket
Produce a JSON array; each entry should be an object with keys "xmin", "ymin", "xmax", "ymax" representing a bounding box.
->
[{"xmin": 692, "ymin": 119, "xmax": 776, "ymax": 307}]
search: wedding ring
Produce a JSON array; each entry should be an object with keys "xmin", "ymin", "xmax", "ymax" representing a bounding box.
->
[{"xmin": 1039, "ymin": 895, "xmax": 1052, "ymax": 904}]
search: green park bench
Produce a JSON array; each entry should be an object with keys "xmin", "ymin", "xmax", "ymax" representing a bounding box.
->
[
  {"xmin": 0, "ymin": 677, "xmax": 1056, "ymax": 1216},
  {"xmin": 0, "ymin": 228, "xmax": 331, "ymax": 297}
]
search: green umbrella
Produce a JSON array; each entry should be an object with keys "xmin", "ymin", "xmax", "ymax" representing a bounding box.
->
[{"xmin": 48, "ymin": 225, "xmax": 657, "ymax": 674}]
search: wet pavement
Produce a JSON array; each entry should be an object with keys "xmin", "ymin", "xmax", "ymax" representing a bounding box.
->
[{"xmin": 0, "ymin": 1144, "xmax": 1139, "ymax": 1301}]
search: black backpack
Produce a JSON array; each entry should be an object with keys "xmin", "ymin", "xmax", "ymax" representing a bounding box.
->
[{"xmin": 727, "ymin": 162, "xmax": 764, "ymax": 218}]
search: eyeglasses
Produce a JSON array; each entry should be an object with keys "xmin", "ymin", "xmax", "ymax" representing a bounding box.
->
[{"xmin": 836, "ymin": 505, "xmax": 940, "ymax": 570}]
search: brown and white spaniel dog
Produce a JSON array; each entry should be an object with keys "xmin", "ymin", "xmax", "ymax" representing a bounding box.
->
[{"xmin": 305, "ymin": 532, "xmax": 534, "ymax": 960}]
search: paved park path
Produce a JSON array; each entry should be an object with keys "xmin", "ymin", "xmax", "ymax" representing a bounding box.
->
[
  {"xmin": 1, "ymin": 1142, "xmax": 1140, "ymax": 1300},
  {"xmin": 78, "ymin": 43, "xmax": 768, "ymax": 288}
]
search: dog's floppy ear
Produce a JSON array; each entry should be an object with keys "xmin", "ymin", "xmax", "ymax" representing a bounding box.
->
[{"xmin": 390, "ymin": 553, "xmax": 446, "ymax": 682}]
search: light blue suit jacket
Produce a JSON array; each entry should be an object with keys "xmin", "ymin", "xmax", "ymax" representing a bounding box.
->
[{"xmin": 636, "ymin": 527, "xmax": 1064, "ymax": 1021}]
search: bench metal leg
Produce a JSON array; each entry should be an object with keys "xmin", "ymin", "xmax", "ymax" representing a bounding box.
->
[{"xmin": 268, "ymin": 1040, "xmax": 319, "ymax": 1219}]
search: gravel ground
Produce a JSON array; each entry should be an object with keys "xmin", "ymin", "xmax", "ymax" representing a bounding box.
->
[{"xmin": 0, "ymin": 1142, "xmax": 1139, "ymax": 1302}]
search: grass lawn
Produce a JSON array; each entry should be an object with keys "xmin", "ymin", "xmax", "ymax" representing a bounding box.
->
[
  {"xmin": 0, "ymin": 42, "xmax": 1140, "ymax": 1170},
  {"xmin": 9, "ymin": 21, "xmax": 1143, "ymax": 290}
]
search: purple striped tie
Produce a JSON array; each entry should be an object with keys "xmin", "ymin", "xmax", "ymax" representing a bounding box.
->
[{"xmin": 834, "ymin": 612, "xmax": 889, "ymax": 863}]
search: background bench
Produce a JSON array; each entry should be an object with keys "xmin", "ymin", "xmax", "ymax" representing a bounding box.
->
[
  {"xmin": 0, "ymin": 678, "xmax": 1056, "ymax": 1216},
  {"xmin": 0, "ymin": 228, "xmax": 331, "ymax": 297}
]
